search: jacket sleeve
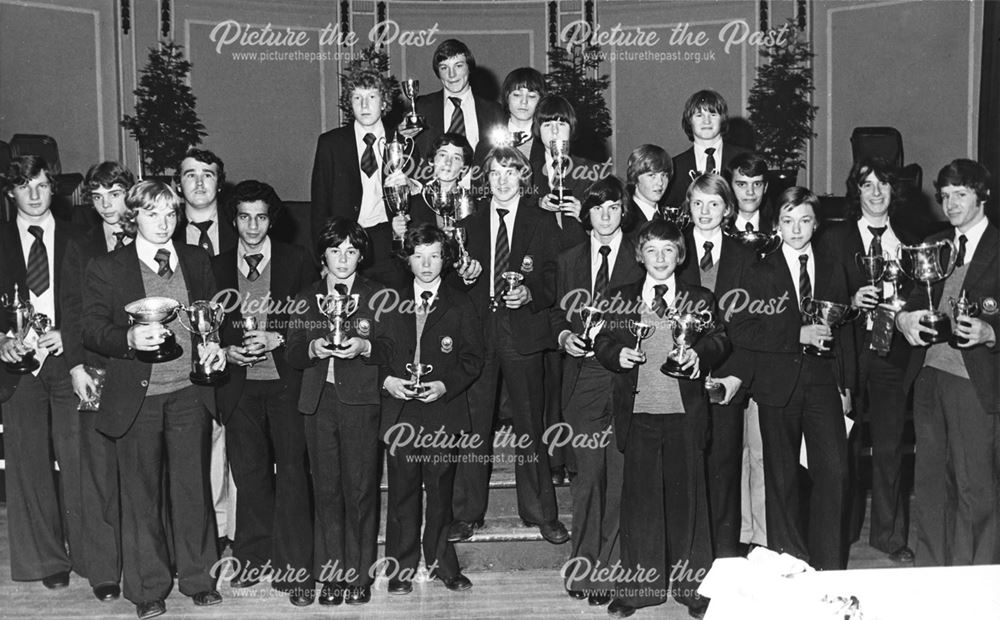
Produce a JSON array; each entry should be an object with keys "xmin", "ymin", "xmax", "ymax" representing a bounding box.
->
[
  {"xmin": 59, "ymin": 240, "xmax": 89, "ymax": 368},
  {"xmin": 285, "ymin": 290, "xmax": 318, "ymax": 370},
  {"xmin": 441, "ymin": 297, "xmax": 484, "ymax": 402},
  {"xmin": 310, "ymin": 135, "xmax": 334, "ymax": 247},
  {"xmin": 81, "ymin": 258, "xmax": 133, "ymax": 359}
]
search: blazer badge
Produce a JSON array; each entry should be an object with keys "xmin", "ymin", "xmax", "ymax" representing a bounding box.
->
[
  {"xmin": 521, "ymin": 255, "xmax": 534, "ymax": 273},
  {"xmin": 982, "ymin": 296, "xmax": 998, "ymax": 315},
  {"xmin": 356, "ymin": 318, "xmax": 371, "ymax": 337},
  {"xmin": 440, "ymin": 336, "xmax": 454, "ymax": 353}
]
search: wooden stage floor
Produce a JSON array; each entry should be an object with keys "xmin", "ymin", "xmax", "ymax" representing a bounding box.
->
[{"xmin": 0, "ymin": 503, "xmax": 924, "ymax": 620}]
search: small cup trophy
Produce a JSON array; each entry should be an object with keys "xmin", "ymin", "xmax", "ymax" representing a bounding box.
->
[
  {"xmin": 704, "ymin": 376, "xmax": 726, "ymax": 404},
  {"xmin": 659, "ymin": 204, "xmax": 691, "ymax": 229},
  {"xmin": 880, "ymin": 256, "xmax": 906, "ymax": 310},
  {"xmin": 423, "ymin": 181, "xmax": 456, "ymax": 229},
  {"xmin": 548, "ymin": 138, "xmax": 571, "ymax": 206},
  {"xmin": 316, "ymin": 291, "xmax": 360, "ymax": 349},
  {"xmin": 380, "ymin": 131, "xmax": 416, "ymax": 178},
  {"xmin": 399, "ymin": 79, "xmax": 426, "ymax": 138},
  {"xmin": 660, "ymin": 309, "xmax": 714, "ymax": 378},
  {"xmin": 628, "ymin": 320, "xmax": 656, "ymax": 353},
  {"xmin": 241, "ymin": 316, "xmax": 259, "ymax": 368},
  {"xmin": 855, "ymin": 251, "xmax": 887, "ymax": 313},
  {"xmin": 898, "ymin": 240, "xmax": 958, "ymax": 344},
  {"xmin": 2, "ymin": 284, "xmax": 40, "ymax": 374},
  {"xmin": 727, "ymin": 227, "xmax": 781, "ymax": 258},
  {"xmin": 124, "ymin": 296, "xmax": 183, "ymax": 363},
  {"xmin": 949, "ymin": 289, "xmax": 980, "ymax": 348},
  {"xmin": 177, "ymin": 300, "xmax": 229, "ymax": 386},
  {"xmin": 384, "ymin": 181, "xmax": 411, "ymax": 252},
  {"xmin": 800, "ymin": 297, "xmax": 857, "ymax": 357},
  {"xmin": 491, "ymin": 271, "xmax": 525, "ymax": 312},
  {"xmin": 405, "ymin": 362, "xmax": 433, "ymax": 394},
  {"xmin": 577, "ymin": 306, "xmax": 605, "ymax": 351}
]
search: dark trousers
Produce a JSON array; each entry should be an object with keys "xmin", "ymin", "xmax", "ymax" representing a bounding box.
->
[
  {"xmin": 361, "ymin": 222, "xmax": 407, "ymax": 289},
  {"xmin": 706, "ymin": 392, "xmax": 747, "ymax": 558},
  {"xmin": 225, "ymin": 379, "xmax": 312, "ymax": 590},
  {"xmin": 117, "ymin": 386, "xmax": 215, "ymax": 604},
  {"xmin": 857, "ymin": 345, "xmax": 909, "ymax": 554},
  {"xmin": 385, "ymin": 411, "xmax": 461, "ymax": 581},
  {"xmin": 618, "ymin": 413, "xmax": 711, "ymax": 609},
  {"xmin": 912, "ymin": 367, "xmax": 999, "ymax": 566},
  {"xmin": 453, "ymin": 312, "xmax": 557, "ymax": 525},
  {"xmin": 544, "ymin": 350, "xmax": 570, "ymax": 473},
  {"xmin": 80, "ymin": 407, "xmax": 121, "ymax": 587},
  {"xmin": 758, "ymin": 357, "xmax": 848, "ymax": 570},
  {"xmin": 564, "ymin": 361, "xmax": 622, "ymax": 591},
  {"xmin": 304, "ymin": 385, "xmax": 380, "ymax": 586},
  {"xmin": 2, "ymin": 355, "xmax": 76, "ymax": 580}
]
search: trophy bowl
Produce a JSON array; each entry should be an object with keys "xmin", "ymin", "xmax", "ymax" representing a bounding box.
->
[
  {"xmin": 728, "ymin": 229, "xmax": 781, "ymax": 258},
  {"xmin": 660, "ymin": 310, "xmax": 714, "ymax": 378},
  {"xmin": 659, "ymin": 204, "xmax": 691, "ymax": 229},
  {"xmin": 577, "ymin": 305, "xmax": 605, "ymax": 351},
  {"xmin": 399, "ymin": 79, "xmax": 426, "ymax": 137},
  {"xmin": 380, "ymin": 132, "xmax": 415, "ymax": 177},
  {"xmin": 897, "ymin": 240, "xmax": 957, "ymax": 344},
  {"xmin": 881, "ymin": 257, "xmax": 906, "ymax": 310},
  {"xmin": 628, "ymin": 320, "xmax": 656, "ymax": 353},
  {"xmin": 2, "ymin": 286, "xmax": 41, "ymax": 374},
  {"xmin": 454, "ymin": 188, "xmax": 476, "ymax": 221},
  {"xmin": 125, "ymin": 296, "xmax": 183, "ymax": 363},
  {"xmin": 855, "ymin": 252, "xmax": 887, "ymax": 305},
  {"xmin": 177, "ymin": 300, "xmax": 230, "ymax": 386},
  {"xmin": 800, "ymin": 297, "xmax": 856, "ymax": 357},
  {"xmin": 405, "ymin": 362, "xmax": 433, "ymax": 394},
  {"xmin": 317, "ymin": 292, "xmax": 360, "ymax": 350}
]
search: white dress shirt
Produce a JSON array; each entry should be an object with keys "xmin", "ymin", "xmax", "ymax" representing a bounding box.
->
[
  {"xmin": 16, "ymin": 212, "xmax": 56, "ymax": 323},
  {"xmin": 353, "ymin": 120, "xmax": 387, "ymax": 228},
  {"xmin": 443, "ymin": 89, "xmax": 480, "ymax": 150},
  {"xmin": 694, "ymin": 138, "xmax": 724, "ymax": 175},
  {"xmin": 632, "ymin": 192, "xmax": 659, "ymax": 223},
  {"xmin": 781, "ymin": 243, "xmax": 815, "ymax": 304},
  {"xmin": 734, "ymin": 211, "xmax": 761, "ymax": 232}
]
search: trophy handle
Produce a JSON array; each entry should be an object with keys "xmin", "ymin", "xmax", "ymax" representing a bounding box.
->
[
  {"xmin": 940, "ymin": 238, "xmax": 958, "ymax": 278},
  {"xmin": 346, "ymin": 294, "xmax": 361, "ymax": 317},
  {"xmin": 697, "ymin": 310, "xmax": 714, "ymax": 327},
  {"xmin": 174, "ymin": 306, "xmax": 195, "ymax": 336}
]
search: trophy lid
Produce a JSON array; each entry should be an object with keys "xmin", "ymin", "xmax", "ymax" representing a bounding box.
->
[{"xmin": 125, "ymin": 297, "xmax": 180, "ymax": 322}]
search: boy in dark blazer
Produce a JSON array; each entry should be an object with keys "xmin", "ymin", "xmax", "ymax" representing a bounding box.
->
[
  {"xmin": 735, "ymin": 187, "xmax": 856, "ymax": 571},
  {"xmin": 594, "ymin": 219, "xmax": 729, "ymax": 619},
  {"xmin": 895, "ymin": 159, "xmax": 999, "ymax": 566},
  {"xmin": 285, "ymin": 219, "xmax": 393, "ymax": 605},
  {"xmin": 664, "ymin": 90, "xmax": 750, "ymax": 208},
  {"xmin": 0, "ymin": 155, "xmax": 82, "ymax": 592},
  {"xmin": 59, "ymin": 161, "xmax": 136, "ymax": 602},
  {"xmin": 80, "ymin": 180, "xmax": 225, "ymax": 619},
  {"xmin": 551, "ymin": 177, "xmax": 644, "ymax": 603},
  {"xmin": 211, "ymin": 180, "xmax": 317, "ymax": 605},
  {"xmin": 623, "ymin": 144, "xmax": 672, "ymax": 231},
  {"xmin": 724, "ymin": 152, "xmax": 773, "ymax": 234},
  {"xmin": 380, "ymin": 224, "xmax": 483, "ymax": 594}
]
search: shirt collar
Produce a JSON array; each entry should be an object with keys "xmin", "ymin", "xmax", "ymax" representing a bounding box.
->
[
  {"xmin": 413, "ymin": 278, "xmax": 442, "ymax": 300},
  {"xmin": 326, "ymin": 273, "xmax": 357, "ymax": 294},
  {"xmin": 694, "ymin": 139, "xmax": 724, "ymax": 157},
  {"xmin": 642, "ymin": 273, "xmax": 677, "ymax": 307},
  {"xmin": 735, "ymin": 211, "xmax": 760, "ymax": 229},
  {"xmin": 590, "ymin": 229, "xmax": 623, "ymax": 252},
  {"xmin": 955, "ymin": 216, "xmax": 989, "ymax": 259},
  {"xmin": 16, "ymin": 211, "xmax": 55, "ymax": 236},
  {"xmin": 781, "ymin": 242, "xmax": 814, "ymax": 265},
  {"xmin": 692, "ymin": 227, "xmax": 723, "ymax": 250},
  {"xmin": 185, "ymin": 207, "xmax": 218, "ymax": 225},
  {"xmin": 353, "ymin": 120, "xmax": 385, "ymax": 143},
  {"xmin": 135, "ymin": 235, "xmax": 179, "ymax": 269},
  {"xmin": 238, "ymin": 237, "xmax": 271, "ymax": 274}
]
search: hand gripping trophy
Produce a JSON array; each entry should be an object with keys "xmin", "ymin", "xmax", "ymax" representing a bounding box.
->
[
  {"xmin": 897, "ymin": 239, "xmax": 958, "ymax": 344},
  {"xmin": 177, "ymin": 300, "xmax": 230, "ymax": 385},
  {"xmin": 660, "ymin": 308, "xmax": 714, "ymax": 378}
]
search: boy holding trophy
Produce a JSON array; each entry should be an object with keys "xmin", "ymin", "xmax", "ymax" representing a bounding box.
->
[
  {"xmin": 593, "ymin": 219, "xmax": 727, "ymax": 619},
  {"xmin": 80, "ymin": 180, "xmax": 225, "ymax": 619}
]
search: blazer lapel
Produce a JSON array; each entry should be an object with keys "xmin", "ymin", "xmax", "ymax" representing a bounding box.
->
[
  {"xmin": 509, "ymin": 198, "xmax": 536, "ymax": 265},
  {"xmin": 573, "ymin": 243, "xmax": 591, "ymax": 295},
  {"xmin": 610, "ymin": 236, "xmax": 640, "ymax": 287},
  {"xmin": 422, "ymin": 283, "xmax": 450, "ymax": 334},
  {"xmin": 962, "ymin": 225, "xmax": 999, "ymax": 290}
]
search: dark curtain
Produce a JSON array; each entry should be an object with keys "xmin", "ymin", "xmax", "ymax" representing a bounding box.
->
[{"xmin": 980, "ymin": 1, "xmax": 999, "ymax": 224}]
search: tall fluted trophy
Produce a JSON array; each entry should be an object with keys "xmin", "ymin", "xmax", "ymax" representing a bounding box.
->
[
  {"xmin": 881, "ymin": 256, "xmax": 906, "ymax": 310},
  {"xmin": 800, "ymin": 297, "xmax": 856, "ymax": 357},
  {"xmin": 177, "ymin": 300, "xmax": 229, "ymax": 385},
  {"xmin": 124, "ymin": 296, "xmax": 183, "ymax": 363},
  {"xmin": 548, "ymin": 138, "xmax": 571, "ymax": 205},
  {"xmin": 949, "ymin": 289, "xmax": 980, "ymax": 347},
  {"xmin": 316, "ymin": 290, "xmax": 360, "ymax": 349},
  {"xmin": 897, "ymin": 239, "xmax": 957, "ymax": 344},
  {"xmin": 449, "ymin": 188, "xmax": 476, "ymax": 270},
  {"xmin": 2, "ymin": 284, "xmax": 43, "ymax": 374},
  {"xmin": 381, "ymin": 131, "xmax": 415, "ymax": 178},
  {"xmin": 399, "ymin": 79, "xmax": 426, "ymax": 138},
  {"xmin": 660, "ymin": 308, "xmax": 714, "ymax": 378},
  {"xmin": 383, "ymin": 132, "xmax": 413, "ymax": 253}
]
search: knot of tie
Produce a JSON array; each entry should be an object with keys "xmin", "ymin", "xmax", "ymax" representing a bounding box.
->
[
  {"xmin": 512, "ymin": 131, "xmax": 528, "ymax": 146},
  {"xmin": 420, "ymin": 290, "xmax": 433, "ymax": 310},
  {"xmin": 745, "ymin": 222, "xmax": 755, "ymax": 233},
  {"xmin": 334, "ymin": 283, "xmax": 348, "ymax": 296},
  {"xmin": 113, "ymin": 231, "xmax": 128, "ymax": 249},
  {"xmin": 154, "ymin": 248, "xmax": 173, "ymax": 278},
  {"xmin": 598, "ymin": 245, "xmax": 611, "ymax": 258},
  {"xmin": 28, "ymin": 225, "xmax": 44, "ymax": 241},
  {"xmin": 191, "ymin": 220, "xmax": 214, "ymax": 254},
  {"xmin": 652, "ymin": 283, "xmax": 670, "ymax": 318}
]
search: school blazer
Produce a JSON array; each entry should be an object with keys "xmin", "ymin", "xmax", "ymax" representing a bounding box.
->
[{"xmin": 664, "ymin": 142, "xmax": 751, "ymax": 207}]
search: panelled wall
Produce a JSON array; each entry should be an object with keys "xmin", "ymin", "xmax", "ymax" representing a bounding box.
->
[{"xmin": 0, "ymin": 0, "xmax": 984, "ymax": 202}]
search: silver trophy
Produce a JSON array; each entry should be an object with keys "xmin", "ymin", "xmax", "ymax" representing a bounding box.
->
[
  {"xmin": 855, "ymin": 251, "xmax": 887, "ymax": 314},
  {"xmin": 423, "ymin": 180, "xmax": 456, "ymax": 228},
  {"xmin": 454, "ymin": 187, "xmax": 477, "ymax": 221},
  {"xmin": 399, "ymin": 79, "xmax": 426, "ymax": 138},
  {"xmin": 491, "ymin": 271, "xmax": 524, "ymax": 312},
  {"xmin": 661, "ymin": 309, "xmax": 714, "ymax": 378},
  {"xmin": 949, "ymin": 289, "xmax": 980, "ymax": 348},
  {"xmin": 124, "ymin": 296, "xmax": 183, "ymax": 363},
  {"xmin": 897, "ymin": 240, "xmax": 957, "ymax": 344},
  {"xmin": 384, "ymin": 182, "xmax": 411, "ymax": 252},
  {"xmin": 628, "ymin": 320, "xmax": 656, "ymax": 353},
  {"xmin": 241, "ymin": 315, "xmax": 261, "ymax": 368},
  {"xmin": 548, "ymin": 138, "xmax": 571, "ymax": 206},
  {"xmin": 659, "ymin": 203, "xmax": 691, "ymax": 229},
  {"xmin": 2, "ymin": 284, "xmax": 41, "ymax": 374},
  {"xmin": 177, "ymin": 300, "xmax": 230, "ymax": 385},
  {"xmin": 316, "ymin": 290, "xmax": 360, "ymax": 349},
  {"xmin": 405, "ymin": 362, "xmax": 433, "ymax": 394},
  {"xmin": 800, "ymin": 297, "xmax": 857, "ymax": 357},
  {"xmin": 446, "ymin": 225, "xmax": 472, "ymax": 270},
  {"xmin": 880, "ymin": 256, "xmax": 906, "ymax": 310},
  {"xmin": 380, "ymin": 131, "xmax": 415, "ymax": 178},
  {"xmin": 727, "ymin": 228, "xmax": 780, "ymax": 257},
  {"xmin": 577, "ymin": 305, "xmax": 605, "ymax": 351}
]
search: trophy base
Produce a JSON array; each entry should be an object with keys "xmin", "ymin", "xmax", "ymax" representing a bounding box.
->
[
  {"xmin": 4, "ymin": 352, "xmax": 39, "ymax": 375},
  {"xmin": 398, "ymin": 117, "xmax": 426, "ymax": 139},
  {"xmin": 323, "ymin": 341, "xmax": 351, "ymax": 351},
  {"xmin": 705, "ymin": 381, "xmax": 726, "ymax": 404},
  {"xmin": 135, "ymin": 340, "xmax": 183, "ymax": 364},
  {"xmin": 190, "ymin": 367, "xmax": 230, "ymax": 386},
  {"xmin": 803, "ymin": 342, "xmax": 835, "ymax": 358},
  {"xmin": 918, "ymin": 313, "xmax": 952, "ymax": 345},
  {"xmin": 405, "ymin": 382, "xmax": 431, "ymax": 395},
  {"xmin": 660, "ymin": 358, "xmax": 691, "ymax": 379}
]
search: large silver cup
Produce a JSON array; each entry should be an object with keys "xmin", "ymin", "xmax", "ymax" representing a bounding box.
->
[
  {"xmin": 1, "ymin": 284, "xmax": 40, "ymax": 374},
  {"xmin": 800, "ymin": 297, "xmax": 856, "ymax": 357},
  {"xmin": 661, "ymin": 309, "xmax": 714, "ymax": 378},
  {"xmin": 491, "ymin": 272, "xmax": 524, "ymax": 312},
  {"xmin": 727, "ymin": 228, "xmax": 781, "ymax": 257},
  {"xmin": 177, "ymin": 300, "xmax": 229, "ymax": 385},
  {"xmin": 897, "ymin": 240, "xmax": 957, "ymax": 344},
  {"xmin": 399, "ymin": 79, "xmax": 426, "ymax": 138},
  {"xmin": 454, "ymin": 188, "xmax": 476, "ymax": 221},
  {"xmin": 423, "ymin": 181, "xmax": 456, "ymax": 228},
  {"xmin": 124, "ymin": 296, "xmax": 183, "ymax": 363},
  {"xmin": 405, "ymin": 362, "xmax": 433, "ymax": 394},
  {"xmin": 316, "ymin": 292, "xmax": 360, "ymax": 349},
  {"xmin": 446, "ymin": 225, "xmax": 471, "ymax": 270}
]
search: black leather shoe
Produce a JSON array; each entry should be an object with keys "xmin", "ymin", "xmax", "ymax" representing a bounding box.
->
[
  {"xmin": 191, "ymin": 590, "xmax": 222, "ymax": 606},
  {"xmin": 589, "ymin": 591, "xmax": 612, "ymax": 606},
  {"xmin": 318, "ymin": 582, "xmax": 344, "ymax": 606},
  {"xmin": 439, "ymin": 573, "xmax": 472, "ymax": 591},
  {"xmin": 447, "ymin": 520, "xmax": 475, "ymax": 542},
  {"xmin": 289, "ymin": 590, "xmax": 314, "ymax": 606},
  {"xmin": 566, "ymin": 588, "xmax": 587, "ymax": 600},
  {"xmin": 607, "ymin": 599, "xmax": 636, "ymax": 618},
  {"xmin": 388, "ymin": 578, "xmax": 412, "ymax": 595},
  {"xmin": 538, "ymin": 520, "xmax": 570, "ymax": 544},
  {"xmin": 344, "ymin": 584, "xmax": 371, "ymax": 604},
  {"xmin": 229, "ymin": 575, "xmax": 259, "ymax": 589},
  {"xmin": 888, "ymin": 546, "xmax": 915, "ymax": 563},
  {"xmin": 42, "ymin": 571, "xmax": 70, "ymax": 589},
  {"xmin": 136, "ymin": 600, "xmax": 166, "ymax": 619},
  {"xmin": 93, "ymin": 583, "xmax": 121, "ymax": 601}
]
